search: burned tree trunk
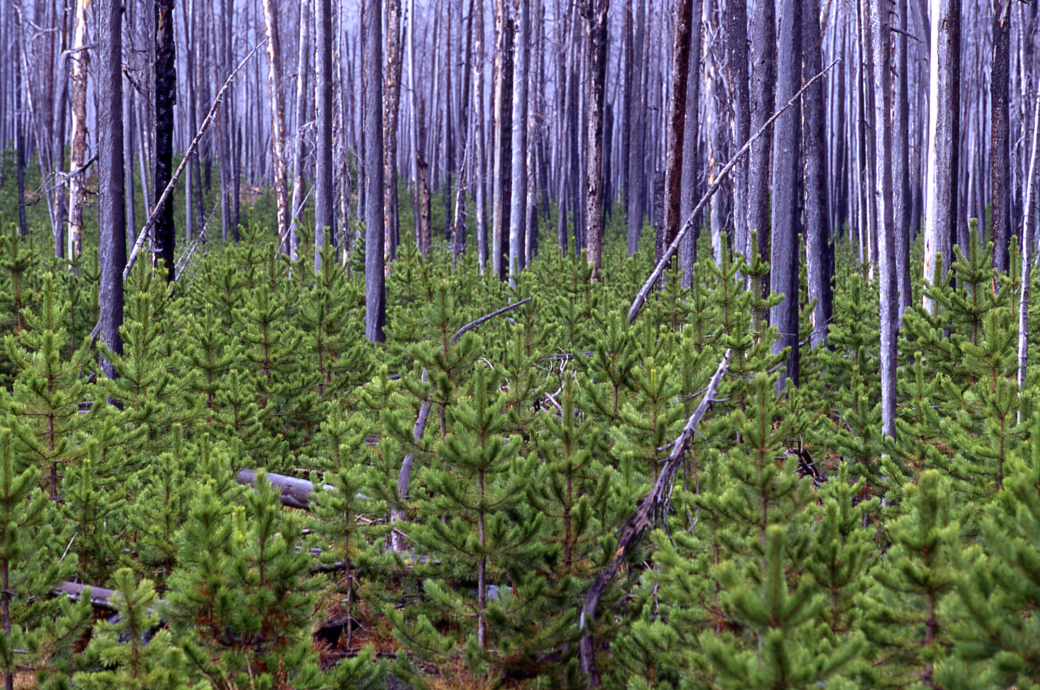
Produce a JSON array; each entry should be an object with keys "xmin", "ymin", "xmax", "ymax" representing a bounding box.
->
[
  {"xmin": 261, "ymin": 0, "xmax": 291, "ymax": 254},
  {"xmin": 68, "ymin": 0, "xmax": 89, "ymax": 262},
  {"xmin": 315, "ymin": 0, "xmax": 335, "ymax": 271},
  {"xmin": 154, "ymin": 0, "xmax": 177, "ymax": 283},
  {"xmin": 770, "ymin": 0, "xmax": 801, "ymax": 391},
  {"xmin": 991, "ymin": 0, "xmax": 1011, "ymax": 273},
  {"xmin": 509, "ymin": 0, "xmax": 530, "ymax": 280},
  {"xmin": 583, "ymin": 0, "xmax": 609, "ymax": 280},
  {"xmin": 98, "ymin": 0, "xmax": 126, "ymax": 380},
  {"xmin": 804, "ymin": 0, "xmax": 832, "ymax": 347},
  {"xmin": 364, "ymin": 0, "xmax": 385, "ymax": 342},
  {"xmin": 658, "ymin": 0, "xmax": 695, "ymax": 268},
  {"xmin": 384, "ymin": 0, "xmax": 403, "ymax": 263}
]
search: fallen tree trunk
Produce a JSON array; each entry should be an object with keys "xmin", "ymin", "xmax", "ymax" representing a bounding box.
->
[
  {"xmin": 578, "ymin": 348, "xmax": 731, "ymax": 685},
  {"xmin": 236, "ymin": 469, "xmax": 335, "ymax": 511},
  {"xmin": 56, "ymin": 582, "xmax": 166, "ymax": 612}
]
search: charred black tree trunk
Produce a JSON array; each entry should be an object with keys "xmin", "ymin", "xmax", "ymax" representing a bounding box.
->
[
  {"xmin": 658, "ymin": 0, "xmax": 694, "ymax": 268},
  {"xmin": 154, "ymin": 0, "xmax": 177, "ymax": 283},
  {"xmin": 315, "ymin": 0, "xmax": 334, "ymax": 271}
]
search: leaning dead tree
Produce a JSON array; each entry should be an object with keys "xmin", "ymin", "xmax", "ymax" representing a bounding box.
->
[
  {"xmin": 628, "ymin": 61, "xmax": 839, "ymax": 325},
  {"xmin": 89, "ymin": 42, "xmax": 264, "ymax": 343},
  {"xmin": 578, "ymin": 348, "xmax": 732, "ymax": 685}
]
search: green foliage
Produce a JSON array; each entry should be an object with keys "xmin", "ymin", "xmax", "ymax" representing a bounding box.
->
[
  {"xmin": 73, "ymin": 569, "xmax": 191, "ymax": 690},
  {"xmin": 7, "ymin": 179, "xmax": 1040, "ymax": 688}
]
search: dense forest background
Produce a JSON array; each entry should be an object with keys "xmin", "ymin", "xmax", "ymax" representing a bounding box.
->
[{"xmin": 2, "ymin": 0, "xmax": 1040, "ymax": 688}]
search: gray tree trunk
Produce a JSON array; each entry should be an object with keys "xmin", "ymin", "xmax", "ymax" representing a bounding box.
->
[
  {"xmin": 68, "ymin": 0, "xmax": 89, "ymax": 260},
  {"xmin": 770, "ymin": 0, "xmax": 801, "ymax": 392},
  {"xmin": 872, "ymin": 0, "xmax": 897, "ymax": 438},
  {"xmin": 473, "ymin": 0, "xmax": 488, "ymax": 270},
  {"xmin": 1018, "ymin": 83, "xmax": 1040, "ymax": 413},
  {"xmin": 893, "ymin": 0, "xmax": 912, "ymax": 314},
  {"xmin": 364, "ymin": 0, "xmax": 385, "ymax": 342},
  {"xmin": 748, "ymin": 0, "xmax": 775, "ymax": 284},
  {"xmin": 923, "ymin": 0, "xmax": 961, "ymax": 311},
  {"xmin": 625, "ymin": 0, "xmax": 645, "ymax": 256},
  {"xmin": 583, "ymin": 0, "xmax": 609, "ymax": 280},
  {"xmin": 384, "ymin": 0, "xmax": 402, "ymax": 263},
  {"xmin": 289, "ymin": 0, "xmax": 310, "ymax": 262},
  {"xmin": 492, "ymin": 0, "xmax": 513, "ymax": 279},
  {"xmin": 803, "ymin": 0, "xmax": 832, "ymax": 348},
  {"xmin": 678, "ymin": 0, "xmax": 703, "ymax": 287},
  {"xmin": 727, "ymin": 0, "xmax": 749, "ymax": 266},
  {"xmin": 98, "ymin": 0, "xmax": 126, "ymax": 379},
  {"xmin": 261, "ymin": 0, "xmax": 291, "ymax": 253},
  {"xmin": 509, "ymin": 0, "xmax": 529, "ymax": 281},
  {"xmin": 991, "ymin": 0, "xmax": 1011, "ymax": 274}
]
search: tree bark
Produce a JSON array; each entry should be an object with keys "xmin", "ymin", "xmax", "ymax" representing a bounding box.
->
[
  {"xmin": 509, "ymin": 0, "xmax": 530, "ymax": 281},
  {"xmin": 14, "ymin": 5, "xmax": 26, "ymax": 239},
  {"xmin": 583, "ymin": 0, "xmax": 609, "ymax": 280},
  {"xmin": 315, "ymin": 0, "xmax": 335, "ymax": 272},
  {"xmin": 804, "ymin": 0, "xmax": 832, "ymax": 348},
  {"xmin": 625, "ymin": 0, "xmax": 645, "ymax": 256},
  {"xmin": 154, "ymin": 0, "xmax": 176, "ymax": 283},
  {"xmin": 893, "ymin": 0, "xmax": 912, "ymax": 314},
  {"xmin": 678, "ymin": 0, "xmax": 703, "ymax": 286},
  {"xmin": 659, "ymin": 0, "xmax": 694, "ymax": 269},
  {"xmin": 923, "ymin": 0, "xmax": 961, "ymax": 311},
  {"xmin": 492, "ymin": 0, "xmax": 513, "ymax": 279},
  {"xmin": 771, "ymin": 0, "xmax": 801, "ymax": 392},
  {"xmin": 473, "ymin": 0, "xmax": 488, "ymax": 271},
  {"xmin": 98, "ymin": 0, "xmax": 125, "ymax": 379},
  {"xmin": 872, "ymin": 0, "xmax": 897, "ymax": 438},
  {"xmin": 68, "ymin": 0, "xmax": 89, "ymax": 261},
  {"xmin": 288, "ymin": 0, "xmax": 310, "ymax": 263},
  {"xmin": 364, "ymin": 0, "xmax": 385, "ymax": 342},
  {"xmin": 51, "ymin": 6, "xmax": 69, "ymax": 261},
  {"xmin": 384, "ymin": 0, "xmax": 403, "ymax": 263},
  {"xmin": 261, "ymin": 0, "xmax": 291, "ymax": 253},
  {"xmin": 748, "ymin": 0, "xmax": 776, "ymax": 275},
  {"xmin": 1018, "ymin": 83, "xmax": 1040, "ymax": 413},
  {"xmin": 991, "ymin": 0, "xmax": 1011, "ymax": 274},
  {"xmin": 727, "ymin": 0, "xmax": 749, "ymax": 268}
]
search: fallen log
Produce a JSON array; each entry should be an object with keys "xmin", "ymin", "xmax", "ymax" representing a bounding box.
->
[
  {"xmin": 236, "ymin": 469, "xmax": 336, "ymax": 511},
  {"xmin": 55, "ymin": 582, "xmax": 166, "ymax": 612},
  {"xmin": 578, "ymin": 349, "xmax": 731, "ymax": 685}
]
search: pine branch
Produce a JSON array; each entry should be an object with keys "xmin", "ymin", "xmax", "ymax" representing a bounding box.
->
[{"xmin": 392, "ymin": 296, "xmax": 534, "ymax": 549}]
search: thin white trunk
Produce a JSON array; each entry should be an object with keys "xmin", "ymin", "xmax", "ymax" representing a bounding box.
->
[
  {"xmin": 1017, "ymin": 83, "xmax": 1040, "ymax": 415},
  {"xmin": 289, "ymin": 0, "xmax": 310, "ymax": 263}
]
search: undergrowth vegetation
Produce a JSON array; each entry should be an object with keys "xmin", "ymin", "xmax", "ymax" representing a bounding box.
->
[{"xmin": 0, "ymin": 199, "xmax": 1038, "ymax": 688}]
